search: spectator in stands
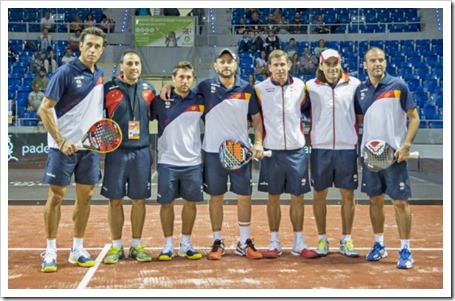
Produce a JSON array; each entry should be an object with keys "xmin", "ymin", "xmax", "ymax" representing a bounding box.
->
[
  {"xmin": 40, "ymin": 10, "xmax": 56, "ymax": 32},
  {"xmin": 24, "ymin": 40, "xmax": 37, "ymax": 51},
  {"xmin": 312, "ymin": 14, "xmax": 330, "ymax": 34},
  {"xmin": 187, "ymin": 8, "xmax": 205, "ymax": 34},
  {"xmin": 61, "ymin": 48, "xmax": 76, "ymax": 65},
  {"xmin": 247, "ymin": 73, "xmax": 259, "ymax": 85},
  {"xmin": 162, "ymin": 8, "xmax": 181, "ymax": 16},
  {"xmin": 27, "ymin": 83, "xmax": 45, "ymax": 116},
  {"xmin": 84, "ymin": 13, "xmax": 97, "ymax": 28},
  {"xmin": 68, "ymin": 29, "xmax": 82, "ymax": 51},
  {"xmin": 289, "ymin": 52, "xmax": 301, "ymax": 75},
  {"xmin": 272, "ymin": 8, "xmax": 283, "ymax": 22},
  {"xmin": 275, "ymin": 14, "xmax": 289, "ymax": 34},
  {"xmin": 245, "ymin": 8, "xmax": 259, "ymax": 20},
  {"xmin": 248, "ymin": 11, "xmax": 263, "ymax": 32},
  {"xmin": 8, "ymin": 43, "xmax": 19, "ymax": 63},
  {"xmin": 32, "ymin": 68, "xmax": 50, "ymax": 92},
  {"xmin": 300, "ymin": 47, "xmax": 318, "ymax": 75},
  {"xmin": 99, "ymin": 14, "xmax": 115, "ymax": 33},
  {"xmin": 44, "ymin": 49, "xmax": 58, "ymax": 73},
  {"xmin": 238, "ymin": 31, "xmax": 252, "ymax": 52},
  {"xmin": 135, "ymin": 8, "xmax": 151, "ymax": 16},
  {"xmin": 284, "ymin": 37, "xmax": 298, "ymax": 58},
  {"xmin": 314, "ymin": 39, "xmax": 328, "ymax": 58},
  {"xmin": 251, "ymin": 30, "xmax": 265, "ymax": 53},
  {"xmin": 30, "ymin": 52, "xmax": 46, "ymax": 74},
  {"xmin": 235, "ymin": 17, "xmax": 248, "ymax": 35},
  {"xmin": 39, "ymin": 28, "xmax": 53, "ymax": 52},
  {"xmin": 255, "ymin": 50, "xmax": 268, "ymax": 75},
  {"xmin": 289, "ymin": 12, "xmax": 305, "ymax": 34},
  {"xmin": 264, "ymin": 30, "xmax": 280, "ymax": 57},
  {"xmin": 69, "ymin": 14, "xmax": 84, "ymax": 33},
  {"xmin": 265, "ymin": 13, "xmax": 277, "ymax": 32}
]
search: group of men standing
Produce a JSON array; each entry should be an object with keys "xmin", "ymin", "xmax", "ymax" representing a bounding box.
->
[{"xmin": 38, "ymin": 26, "xmax": 419, "ymax": 273}]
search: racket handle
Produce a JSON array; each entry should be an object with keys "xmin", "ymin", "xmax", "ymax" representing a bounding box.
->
[
  {"xmin": 263, "ymin": 150, "xmax": 272, "ymax": 157},
  {"xmin": 409, "ymin": 151, "xmax": 419, "ymax": 159}
]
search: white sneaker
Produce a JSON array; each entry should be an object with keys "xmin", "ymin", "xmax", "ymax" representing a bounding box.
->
[
  {"xmin": 179, "ymin": 242, "xmax": 202, "ymax": 260},
  {"xmin": 41, "ymin": 248, "xmax": 57, "ymax": 272},
  {"xmin": 68, "ymin": 248, "xmax": 95, "ymax": 267}
]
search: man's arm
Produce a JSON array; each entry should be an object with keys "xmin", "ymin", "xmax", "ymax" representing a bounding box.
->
[
  {"xmin": 251, "ymin": 112, "xmax": 264, "ymax": 158},
  {"xmin": 38, "ymin": 97, "xmax": 77, "ymax": 155},
  {"xmin": 395, "ymin": 107, "xmax": 420, "ymax": 162}
]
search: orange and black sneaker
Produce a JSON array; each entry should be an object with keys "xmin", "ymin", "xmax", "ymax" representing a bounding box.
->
[
  {"xmin": 207, "ymin": 239, "xmax": 225, "ymax": 260},
  {"xmin": 235, "ymin": 238, "xmax": 263, "ymax": 259}
]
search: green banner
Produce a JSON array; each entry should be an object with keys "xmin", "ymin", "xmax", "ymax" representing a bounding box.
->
[{"xmin": 134, "ymin": 16, "xmax": 195, "ymax": 47}]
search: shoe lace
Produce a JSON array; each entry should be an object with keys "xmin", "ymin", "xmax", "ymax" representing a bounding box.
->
[
  {"xmin": 399, "ymin": 247, "xmax": 411, "ymax": 260},
  {"xmin": 134, "ymin": 244, "xmax": 146, "ymax": 253},
  {"xmin": 211, "ymin": 239, "xmax": 221, "ymax": 252},
  {"xmin": 108, "ymin": 246, "xmax": 121, "ymax": 255},
  {"xmin": 245, "ymin": 238, "xmax": 258, "ymax": 251},
  {"xmin": 318, "ymin": 239, "xmax": 327, "ymax": 249},
  {"xmin": 76, "ymin": 248, "xmax": 91, "ymax": 258},
  {"xmin": 41, "ymin": 249, "xmax": 56, "ymax": 262},
  {"xmin": 269, "ymin": 240, "xmax": 280, "ymax": 250},
  {"xmin": 345, "ymin": 240, "xmax": 355, "ymax": 251}
]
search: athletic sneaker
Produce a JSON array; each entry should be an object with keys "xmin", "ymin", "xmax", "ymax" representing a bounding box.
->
[
  {"xmin": 41, "ymin": 249, "xmax": 57, "ymax": 272},
  {"xmin": 339, "ymin": 240, "xmax": 359, "ymax": 258},
  {"xmin": 291, "ymin": 240, "xmax": 318, "ymax": 258},
  {"xmin": 397, "ymin": 247, "xmax": 414, "ymax": 269},
  {"xmin": 316, "ymin": 239, "xmax": 329, "ymax": 257},
  {"xmin": 128, "ymin": 244, "xmax": 152, "ymax": 262},
  {"xmin": 103, "ymin": 246, "xmax": 125, "ymax": 264},
  {"xmin": 235, "ymin": 238, "xmax": 263, "ymax": 259},
  {"xmin": 207, "ymin": 239, "xmax": 225, "ymax": 260},
  {"xmin": 264, "ymin": 240, "xmax": 282, "ymax": 259},
  {"xmin": 366, "ymin": 242, "xmax": 388, "ymax": 261},
  {"xmin": 158, "ymin": 244, "xmax": 174, "ymax": 261},
  {"xmin": 179, "ymin": 242, "xmax": 202, "ymax": 260},
  {"xmin": 68, "ymin": 248, "xmax": 96, "ymax": 267}
]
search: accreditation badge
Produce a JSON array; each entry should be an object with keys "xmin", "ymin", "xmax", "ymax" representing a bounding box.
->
[{"xmin": 128, "ymin": 120, "xmax": 140, "ymax": 139}]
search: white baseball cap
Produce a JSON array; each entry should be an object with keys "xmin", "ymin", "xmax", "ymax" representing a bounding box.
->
[
  {"xmin": 320, "ymin": 49, "xmax": 341, "ymax": 63},
  {"xmin": 216, "ymin": 48, "xmax": 237, "ymax": 61}
]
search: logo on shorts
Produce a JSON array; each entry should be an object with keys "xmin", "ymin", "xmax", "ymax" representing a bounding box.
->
[
  {"xmin": 46, "ymin": 172, "xmax": 56, "ymax": 178},
  {"xmin": 259, "ymin": 181, "xmax": 268, "ymax": 186},
  {"xmin": 399, "ymin": 182, "xmax": 405, "ymax": 190},
  {"xmin": 353, "ymin": 174, "xmax": 358, "ymax": 182},
  {"xmin": 301, "ymin": 179, "xmax": 307, "ymax": 186}
]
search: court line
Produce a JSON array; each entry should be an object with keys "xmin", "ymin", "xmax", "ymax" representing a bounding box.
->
[
  {"xmin": 76, "ymin": 243, "xmax": 110, "ymax": 290},
  {"xmin": 8, "ymin": 247, "xmax": 443, "ymax": 252}
]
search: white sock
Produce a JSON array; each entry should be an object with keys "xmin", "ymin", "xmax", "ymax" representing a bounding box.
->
[
  {"xmin": 112, "ymin": 239, "xmax": 122, "ymax": 249},
  {"xmin": 181, "ymin": 235, "xmax": 191, "ymax": 245},
  {"xmin": 239, "ymin": 222, "xmax": 251, "ymax": 244},
  {"xmin": 294, "ymin": 231, "xmax": 303, "ymax": 243},
  {"xmin": 374, "ymin": 234, "xmax": 384, "ymax": 246},
  {"xmin": 319, "ymin": 234, "xmax": 327, "ymax": 241},
  {"xmin": 270, "ymin": 231, "xmax": 279, "ymax": 242},
  {"xmin": 164, "ymin": 236, "xmax": 174, "ymax": 246},
  {"xmin": 342, "ymin": 235, "xmax": 351, "ymax": 242},
  {"xmin": 46, "ymin": 239, "xmax": 57, "ymax": 251},
  {"xmin": 401, "ymin": 239, "xmax": 410, "ymax": 250},
  {"xmin": 213, "ymin": 231, "xmax": 222, "ymax": 241},
  {"xmin": 131, "ymin": 239, "xmax": 141, "ymax": 248},
  {"xmin": 73, "ymin": 238, "xmax": 83, "ymax": 250}
]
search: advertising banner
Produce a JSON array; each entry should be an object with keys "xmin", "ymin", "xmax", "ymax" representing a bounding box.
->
[{"xmin": 134, "ymin": 16, "xmax": 195, "ymax": 47}]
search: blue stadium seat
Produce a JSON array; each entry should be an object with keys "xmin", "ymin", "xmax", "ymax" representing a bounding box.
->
[
  {"xmin": 369, "ymin": 40, "xmax": 384, "ymax": 49},
  {"xmin": 413, "ymin": 67, "xmax": 428, "ymax": 78}
]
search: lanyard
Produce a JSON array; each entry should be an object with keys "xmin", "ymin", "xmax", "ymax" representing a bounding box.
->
[{"xmin": 127, "ymin": 83, "xmax": 138, "ymax": 121}]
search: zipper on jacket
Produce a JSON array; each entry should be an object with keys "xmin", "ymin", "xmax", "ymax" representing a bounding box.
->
[{"xmin": 282, "ymin": 86, "xmax": 287, "ymax": 150}]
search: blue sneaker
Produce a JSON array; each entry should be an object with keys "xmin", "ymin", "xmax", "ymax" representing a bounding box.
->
[
  {"xmin": 397, "ymin": 247, "xmax": 414, "ymax": 269},
  {"xmin": 366, "ymin": 242, "xmax": 388, "ymax": 261},
  {"xmin": 68, "ymin": 248, "xmax": 96, "ymax": 267}
]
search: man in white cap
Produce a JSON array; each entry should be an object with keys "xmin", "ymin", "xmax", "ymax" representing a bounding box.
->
[
  {"xmin": 302, "ymin": 48, "xmax": 362, "ymax": 258},
  {"xmin": 255, "ymin": 49, "xmax": 318, "ymax": 260},
  {"xmin": 160, "ymin": 48, "xmax": 265, "ymax": 260}
]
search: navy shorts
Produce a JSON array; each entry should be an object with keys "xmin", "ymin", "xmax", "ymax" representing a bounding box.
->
[
  {"xmin": 258, "ymin": 148, "xmax": 311, "ymax": 195},
  {"xmin": 310, "ymin": 148, "xmax": 359, "ymax": 191},
  {"xmin": 101, "ymin": 147, "xmax": 152, "ymax": 199},
  {"xmin": 361, "ymin": 158, "xmax": 412, "ymax": 200},
  {"xmin": 157, "ymin": 164, "xmax": 203, "ymax": 204},
  {"xmin": 43, "ymin": 148, "xmax": 101, "ymax": 186},
  {"xmin": 203, "ymin": 151, "xmax": 252, "ymax": 196}
]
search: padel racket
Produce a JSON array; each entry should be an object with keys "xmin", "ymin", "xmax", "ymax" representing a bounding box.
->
[
  {"xmin": 219, "ymin": 139, "xmax": 272, "ymax": 170},
  {"xmin": 363, "ymin": 139, "xmax": 419, "ymax": 172},
  {"xmin": 76, "ymin": 119, "xmax": 122, "ymax": 153}
]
